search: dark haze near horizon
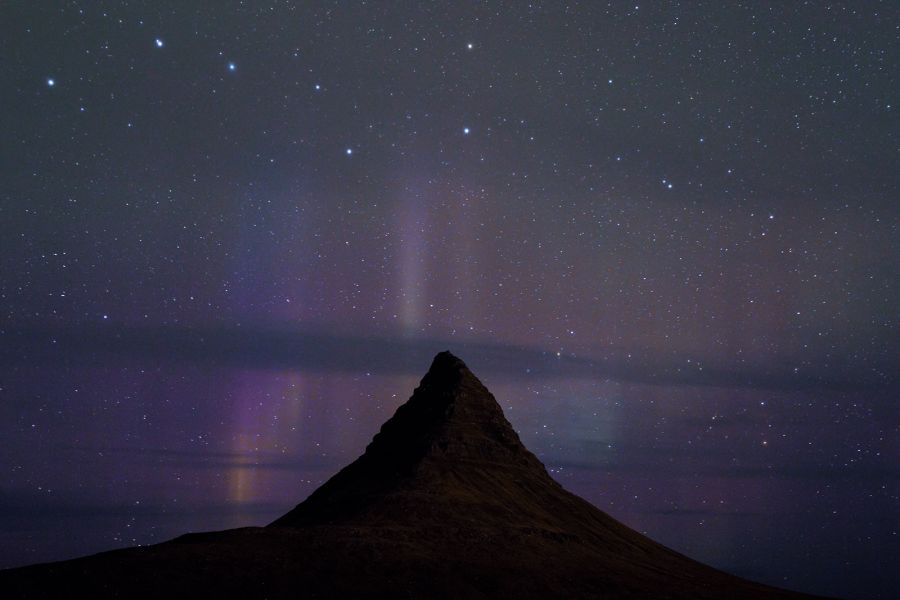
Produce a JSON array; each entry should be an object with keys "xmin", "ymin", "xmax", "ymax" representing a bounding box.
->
[{"xmin": 1, "ymin": 3, "xmax": 897, "ymax": 599}]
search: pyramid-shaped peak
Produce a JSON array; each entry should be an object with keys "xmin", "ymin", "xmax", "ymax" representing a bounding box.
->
[
  {"xmin": 417, "ymin": 350, "xmax": 479, "ymax": 392},
  {"xmin": 353, "ymin": 350, "xmax": 528, "ymax": 470},
  {"xmin": 270, "ymin": 352, "xmax": 550, "ymax": 527},
  {"xmin": 429, "ymin": 349, "xmax": 467, "ymax": 372}
]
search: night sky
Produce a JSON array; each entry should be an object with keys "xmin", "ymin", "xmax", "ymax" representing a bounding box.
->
[{"xmin": 1, "ymin": 2, "xmax": 898, "ymax": 598}]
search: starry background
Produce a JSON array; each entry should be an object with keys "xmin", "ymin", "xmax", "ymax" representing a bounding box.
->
[{"xmin": 1, "ymin": 2, "xmax": 898, "ymax": 598}]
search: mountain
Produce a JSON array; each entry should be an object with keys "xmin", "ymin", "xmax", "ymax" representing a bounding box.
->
[{"xmin": 0, "ymin": 352, "xmax": 826, "ymax": 599}]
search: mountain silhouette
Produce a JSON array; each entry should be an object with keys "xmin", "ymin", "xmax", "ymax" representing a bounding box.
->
[{"xmin": 1, "ymin": 352, "xmax": 827, "ymax": 599}]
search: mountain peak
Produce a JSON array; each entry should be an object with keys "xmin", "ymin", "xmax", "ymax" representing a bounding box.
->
[
  {"xmin": 405, "ymin": 350, "xmax": 489, "ymax": 411},
  {"xmin": 425, "ymin": 349, "xmax": 467, "ymax": 377},
  {"xmin": 417, "ymin": 349, "xmax": 481, "ymax": 389},
  {"xmin": 370, "ymin": 349, "xmax": 530, "ymax": 461},
  {"xmin": 270, "ymin": 351, "xmax": 548, "ymax": 527}
]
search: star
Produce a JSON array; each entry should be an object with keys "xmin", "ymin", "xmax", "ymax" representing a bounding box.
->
[
  {"xmin": 155, "ymin": 38, "xmax": 164, "ymax": 48},
  {"xmin": 467, "ymin": 43, "xmax": 474, "ymax": 50},
  {"xmin": 345, "ymin": 148, "xmax": 353, "ymax": 155},
  {"xmin": 46, "ymin": 78, "xmax": 55, "ymax": 87},
  {"xmin": 227, "ymin": 62, "xmax": 236, "ymax": 71},
  {"xmin": 463, "ymin": 127, "xmax": 470, "ymax": 135}
]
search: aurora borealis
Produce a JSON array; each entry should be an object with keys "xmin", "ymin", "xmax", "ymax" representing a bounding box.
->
[{"xmin": 1, "ymin": 3, "xmax": 897, "ymax": 598}]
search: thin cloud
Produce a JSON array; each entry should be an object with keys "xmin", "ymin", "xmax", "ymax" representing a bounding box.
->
[{"xmin": 1, "ymin": 324, "xmax": 895, "ymax": 392}]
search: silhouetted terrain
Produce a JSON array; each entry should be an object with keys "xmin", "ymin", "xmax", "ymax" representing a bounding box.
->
[{"xmin": 0, "ymin": 352, "xmax": 828, "ymax": 599}]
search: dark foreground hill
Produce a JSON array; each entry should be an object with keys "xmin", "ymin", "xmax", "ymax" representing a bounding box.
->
[{"xmin": 1, "ymin": 352, "xmax": 827, "ymax": 599}]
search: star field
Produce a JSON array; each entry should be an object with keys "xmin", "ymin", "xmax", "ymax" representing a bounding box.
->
[{"xmin": 0, "ymin": 3, "xmax": 897, "ymax": 599}]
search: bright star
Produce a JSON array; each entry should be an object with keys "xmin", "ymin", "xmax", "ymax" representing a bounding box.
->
[
  {"xmin": 315, "ymin": 84, "xmax": 321, "ymax": 90},
  {"xmin": 155, "ymin": 38, "xmax": 164, "ymax": 48},
  {"xmin": 467, "ymin": 43, "xmax": 474, "ymax": 50},
  {"xmin": 345, "ymin": 148, "xmax": 353, "ymax": 155},
  {"xmin": 463, "ymin": 127, "xmax": 470, "ymax": 135},
  {"xmin": 227, "ymin": 62, "xmax": 236, "ymax": 71},
  {"xmin": 47, "ymin": 78, "xmax": 55, "ymax": 87}
]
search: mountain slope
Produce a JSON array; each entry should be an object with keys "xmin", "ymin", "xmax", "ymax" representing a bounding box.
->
[{"xmin": 0, "ymin": 352, "xmax": 827, "ymax": 599}]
